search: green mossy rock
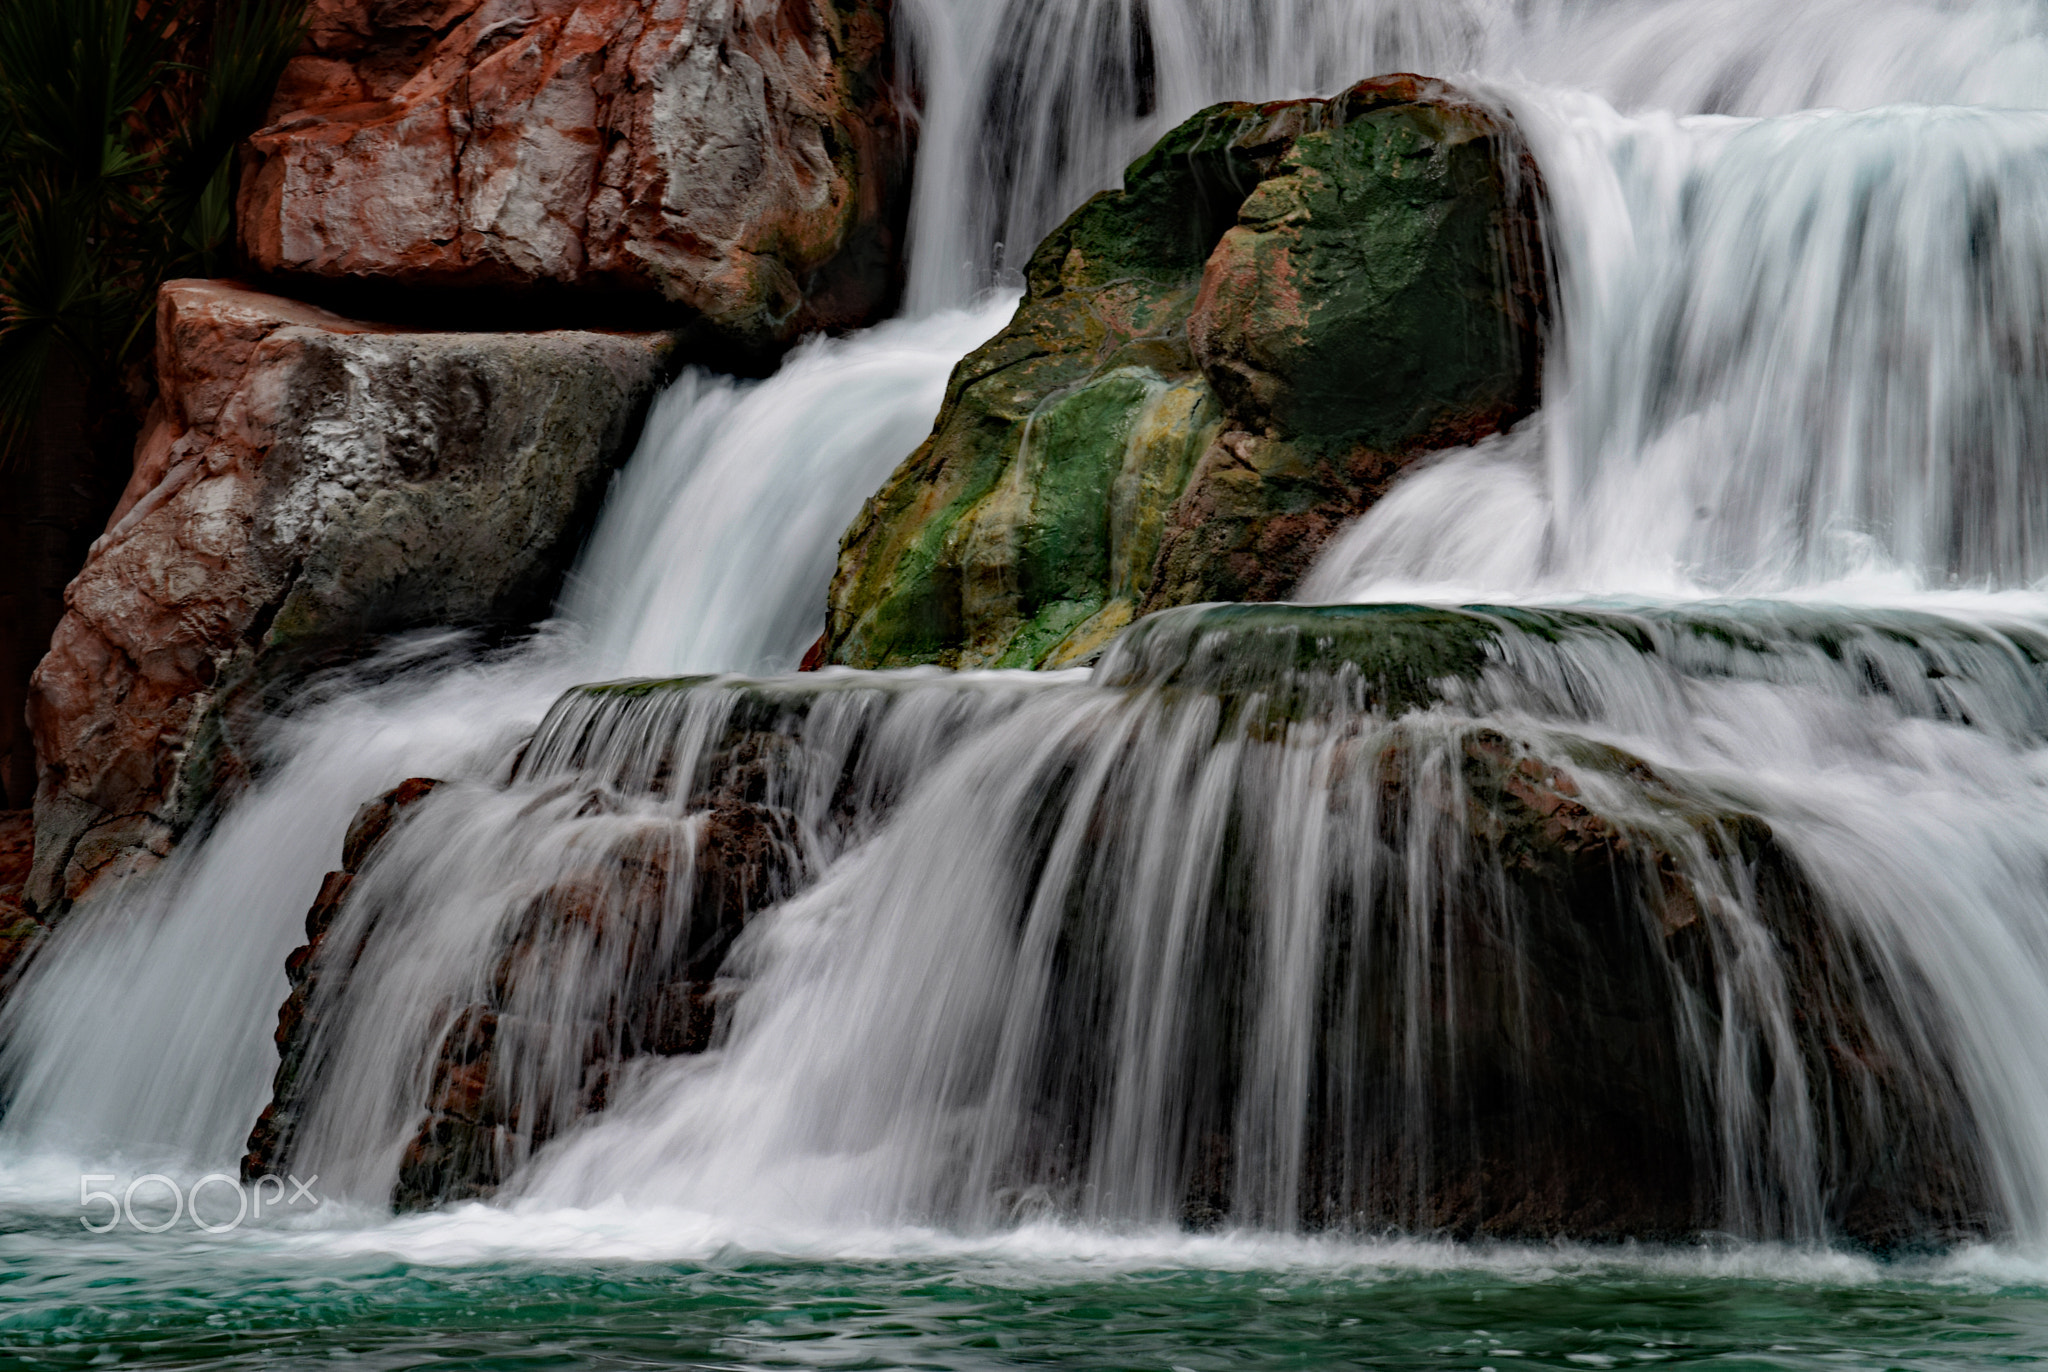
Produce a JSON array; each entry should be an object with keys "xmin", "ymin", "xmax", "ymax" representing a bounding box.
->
[
  {"xmin": 828, "ymin": 75, "xmax": 1545, "ymax": 670},
  {"xmin": 1190, "ymin": 90, "xmax": 1542, "ymax": 448}
]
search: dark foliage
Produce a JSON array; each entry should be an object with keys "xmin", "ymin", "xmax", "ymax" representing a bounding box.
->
[{"xmin": 0, "ymin": 0, "xmax": 307, "ymax": 464}]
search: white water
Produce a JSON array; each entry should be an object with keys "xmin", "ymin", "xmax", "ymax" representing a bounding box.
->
[
  {"xmin": 8, "ymin": 0, "xmax": 2048, "ymax": 1260},
  {"xmin": 1306, "ymin": 96, "xmax": 2048, "ymax": 601},
  {"xmin": 894, "ymin": 0, "xmax": 2048, "ymax": 309},
  {"xmin": 561, "ymin": 303, "xmax": 1015, "ymax": 677}
]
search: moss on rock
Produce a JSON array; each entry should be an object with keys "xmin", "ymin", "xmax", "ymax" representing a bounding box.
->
[{"xmin": 828, "ymin": 75, "xmax": 1545, "ymax": 669}]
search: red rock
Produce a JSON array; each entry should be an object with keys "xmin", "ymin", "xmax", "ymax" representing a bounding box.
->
[
  {"xmin": 0, "ymin": 812, "xmax": 31, "ymax": 902},
  {"xmin": 240, "ymin": 0, "xmax": 910, "ymax": 359},
  {"xmin": 25, "ymin": 281, "xmax": 672, "ymax": 915},
  {"xmin": 342, "ymin": 777, "xmax": 444, "ymax": 874},
  {"xmin": 243, "ymin": 774, "xmax": 449, "ymax": 1182}
]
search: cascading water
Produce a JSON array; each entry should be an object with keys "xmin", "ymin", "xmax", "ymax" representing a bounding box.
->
[
  {"xmin": 15, "ymin": 5, "xmax": 2048, "ymax": 1361},
  {"xmin": 264, "ymin": 601, "xmax": 2045, "ymax": 1246},
  {"xmin": 1305, "ymin": 95, "xmax": 2048, "ymax": 600}
]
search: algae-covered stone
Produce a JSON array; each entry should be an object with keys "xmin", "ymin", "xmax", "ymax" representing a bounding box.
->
[
  {"xmin": 1096, "ymin": 601, "xmax": 1503, "ymax": 719},
  {"xmin": 828, "ymin": 75, "xmax": 1545, "ymax": 670},
  {"xmin": 824, "ymin": 98, "xmax": 1283, "ymax": 671},
  {"xmin": 1190, "ymin": 87, "xmax": 1542, "ymax": 448}
]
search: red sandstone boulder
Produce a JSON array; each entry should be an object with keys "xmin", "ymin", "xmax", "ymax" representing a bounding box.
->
[
  {"xmin": 25, "ymin": 280, "xmax": 673, "ymax": 915},
  {"xmin": 240, "ymin": 0, "xmax": 910, "ymax": 361}
]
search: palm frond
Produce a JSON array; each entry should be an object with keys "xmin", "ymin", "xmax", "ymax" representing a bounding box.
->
[
  {"xmin": 0, "ymin": 180, "xmax": 120, "ymax": 468},
  {"xmin": 0, "ymin": 0, "xmax": 166, "ymax": 186},
  {"xmin": 0, "ymin": 0, "xmax": 311, "ymax": 470},
  {"xmin": 158, "ymin": 0, "xmax": 310, "ymax": 273}
]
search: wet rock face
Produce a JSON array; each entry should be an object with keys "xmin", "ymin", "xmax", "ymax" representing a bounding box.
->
[
  {"xmin": 242, "ymin": 744, "xmax": 808, "ymax": 1208},
  {"xmin": 827, "ymin": 74, "xmax": 1545, "ymax": 669},
  {"xmin": 243, "ymin": 651, "xmax": 1995, "ymax": 1241},
  {"xmin": 1363, "ymin": 732, "xmax": 1990, "ymax": 1245},
  {"xmin": 25, "ymin": 281, "xmax": 674, "ymax": 916},
  {"xmin": 241, "ymin": 0, "xmax": 911, "ymax": 363},
  {"xmin": 390, "ymin": 791, "xmax": 802, "ymax": 1208},
  {"xmin": 1188, "ymin": 89, "xmax": 1540, "ymax": 449},
  {"xmin": 243, "ymin": 778, "xmax": 445, "ymax": 1183},
  {"xmin": 999, "ymin": 723, "xmax": 1991, "ymax": 1247}
]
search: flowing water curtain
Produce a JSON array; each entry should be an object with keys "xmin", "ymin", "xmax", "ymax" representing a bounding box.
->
[
  {"xmin": 559, "ymin": 303, "xmax": 1020, "ymax": 679},
  {"xmin": 256, "ymin": 676, "xmax": 1069, "ymax": 1206},
  {"xmin": 477, "ymin": 608, "xmax": 2023, "ymax": 1243},
  {"xmin": 1308, "ymin": 95, "xmax": 2048, "ymax": 599},
  {"xmin": 20, "ymin": 0, "xmax": 2048, "ymax": 1253},
  {"xmin": 892, "ymin": 0, "xmax": 2048, "ymax": 314},
  {"xmin": 893, "ymin": 0, "xmax": 1497, "ymax": 310},
  {"xmin": 1530, "ymin": 101, "xmax": 2048, "ymax": 591}
]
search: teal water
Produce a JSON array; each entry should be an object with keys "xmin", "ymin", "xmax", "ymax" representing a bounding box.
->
[{"xmin": 7, "ymin": 1200, "xmax": 2048, "ymax": 1371}]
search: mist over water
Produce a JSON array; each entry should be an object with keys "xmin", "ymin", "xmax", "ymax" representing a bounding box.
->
[{"xmin": 12, "ymin": 4, "xmax": 2048, "ymax": 1365}]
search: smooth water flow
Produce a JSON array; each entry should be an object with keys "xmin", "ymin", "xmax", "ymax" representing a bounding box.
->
[
  {"xmin": 1309, "ymin": 98, "xmax": 2048, "ymax": 600},
  {"xmin": 562, "ymin": 303, "xmax": 1016, "ymax": 678},
  {"xmin": 11, "ymin": 0, "xmax": 2048, "ymax": 1312},
  {"xmin": 894, "ymin": 0, "xmax": 2048, "ymax": 311}
]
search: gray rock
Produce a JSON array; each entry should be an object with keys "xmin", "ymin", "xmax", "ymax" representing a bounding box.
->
[{"xmin": 25, "ymin": 280, "xmax": 675, "ymax": 915}]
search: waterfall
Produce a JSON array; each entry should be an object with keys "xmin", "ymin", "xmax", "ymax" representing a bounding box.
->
[
  {"xmin": 1306, "ymin": 96, "xmax": 2048, "ymax": 599},
  {"xmin": 559, "ymin": 304, "xmax": 1017, "ymax": 678},
  {"xmin": 893, "ymin": 0, "xmax": 2048, "ymax": 312},
  {"xmin": 10, "ymin": 0, "xmax": 2048, "ymax": 1257}
]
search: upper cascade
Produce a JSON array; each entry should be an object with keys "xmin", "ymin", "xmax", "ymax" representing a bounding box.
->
[{"xmin": 1316, "ymin": 97, "xmax": 2048, "ymax": 601}]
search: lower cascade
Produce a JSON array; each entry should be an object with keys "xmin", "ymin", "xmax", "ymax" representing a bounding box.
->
[
  {"xmin": 220, "ymin": 605, "xmax": 2048, "ymax": 1248},
  {"xmin": 18, "ymin": 0, "xmax": 2048, "ymax": 1363}
]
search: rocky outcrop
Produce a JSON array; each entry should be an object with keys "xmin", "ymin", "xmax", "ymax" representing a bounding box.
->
[
  {"xmin": 239, "ymin": 607, "xmax": 1995, "ymax": 1240},
  {"xmin": 25, "ymin": 280, "xmax": 675, "ymax": 916},
  {"xmin": 241, "ymin": 0, "xmax": 910, "ymax": 364},
  {"xmin": 391, "ymin": 791, "xmax": 799, "ymax": 1207},
  {"xmin": 242, "ymin": 776, "xmax": 445, "ymax": 1182},
  {"xmin": 826, "ymin": 75, "xmax": 1545, "ymax": 670},
  {"xmin": 1071, "ymin": 603, "xmax": 1995, "ymax": 1245},
  {"xmin": 1173, "ymin": 723, "xmax": 1984, "ymax": 1245},
  {"xmin": 243, "ymin": 733, "xmax": 807, "ymax": 1206}
]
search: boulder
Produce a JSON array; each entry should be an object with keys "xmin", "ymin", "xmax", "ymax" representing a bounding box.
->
[
  {"xmin": 389, "ymin": 790, "xmax": 802, "ymax": 1208},
  {"xmin": 243, "ymin": 750, "xmax": 807, "ymax": 1206},
  {"xmin": 1065, "ymin": 604, "xmax": 1997, "ymax": 1243},
  {"xmin": 244, "ymin": 611, "xmax": 1995, "ymax": 1240},
  {"xmin": 25, "ymin": 280, "xmax": 674, "ymax": 916},
  {"xmin": 1159, "ymin": 725, "xmax": 1987, "ymax": 1244},
  {"xmin": 826, "ymin": 75, "xmax": 1545, "ymax": 670},
  {"xmin": 240, "ymin": 0, "xmax": 910, "ymax": 364}
]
